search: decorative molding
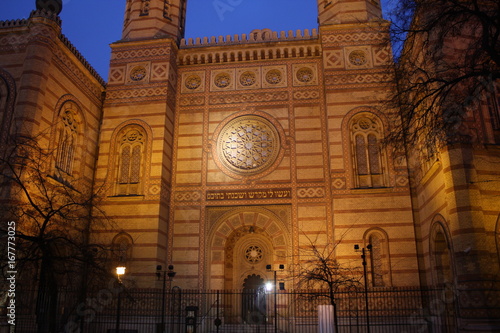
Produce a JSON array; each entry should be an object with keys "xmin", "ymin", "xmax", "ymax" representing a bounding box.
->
[
  {"xmin": 151, "ymin": 62, "xmax": 169, "ymax": 82},
  {"xmin": 105, "ymin": 86, "xmax": 168, "ymax": 103},
  {"xmin": 178, "ymin": 44, "xmax": 321, "ymax": 66},
  {"xmin": 324, "ymin": 49, "xmax": 345, "ymax": 69},
  {"xmin": 112, "ymin": 46, "xmax": 172, "ymax": 62},
  {"xmin": 52, "ymin": 47, "xmax": 104, "ymax": 103},
  {"xmin": 332, "ymin": 177, "xmax": 347, "ymax": 190},
  {"xmin": 179, "ymin": 96, "xmax": 205, "ymax": 107},
  {"xmin": 181, "ymin": 28, "xmax": 318, "ymax": 48},
  {"xmin": 325, "ymin": 73, "xmax": 392, "ymax": 87},
  {"xmin": 174, "ymin": 191, "xmax": 202, "ymax": 202},
  {"xmin": 321, "ymin": 31, "xmax": 386, "ymax": 46},
  {"xmin": 108, "ymin": 66, "xmax": 126, "ymax": 85},
  {"xmin": 293, "ymin": 90, "xmax": 320, "ymax": 100},
  {"xmin": 208, "ymin": 91, "xmax": 288, "ymax": 105},
  {"xmin": 297, "ymin": 187, "xmax": 325, "ymax": 198}
]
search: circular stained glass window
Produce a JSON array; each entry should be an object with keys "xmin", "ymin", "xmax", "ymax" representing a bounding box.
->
[
  {"xmin": 217, "ymin": 116, "xmax": 280, "ymax": 175},
  {"xmin": 245, "ymin": 245, "xmax": 263, "ymax": 264}
]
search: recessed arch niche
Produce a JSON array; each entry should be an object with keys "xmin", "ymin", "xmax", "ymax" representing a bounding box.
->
[{"xmin": 205, "ymin": 205, "xmax": 291, "ymax": 290}]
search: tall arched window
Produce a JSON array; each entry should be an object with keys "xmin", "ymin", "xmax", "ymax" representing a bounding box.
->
[
  {"xmin": 430, "ymin": 223, "xmax": 453, "ymax": 286},
  {"xmin": 365, "ymin": 229, "xmax": 391, "ymax": 287},
  {"xmin": 116, "ymin": 125, "xmax": 145, "ymax": 196},
  {"xmin": 496, "ymin": 217, "xmax": 500, "ymax": 267},
  {"xmin": 351, "ymin": 114, "xmax": 387, "ymax": 188},
  {"xmin": 112, "ymin": 232, "xmax": 133, "ymax": 265},
  {"xmin": 56, "ymin": 102, "xmax": 79, "ymax": 175}
]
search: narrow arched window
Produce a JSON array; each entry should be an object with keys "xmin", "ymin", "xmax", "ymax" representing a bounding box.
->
[
  {"xmin": 433, "ymin": 229, "xmax": 452, "ymax": 285},
  {"xmin": 56, "ymin": 104, "xmax": 79, "ymax": 175},
  {"xmin": 369, "ymin": 234, "xmax": 384, "ymax": 286},
  {"xmin": 365, "ymin": 229, "xmax": 391, "ymax": 287},
  {"xmin": 112, "ymin": 233, "xmax": 133, "ymax": 265},
  {"xmin": 116, "ymin": 126, "xmax": 145, "ymax": 195},
  {"xmin": 351, "ymin": 114, "xmax": 386, "ymax": 188}
]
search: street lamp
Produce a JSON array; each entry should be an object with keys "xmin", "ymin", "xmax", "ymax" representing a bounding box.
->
[
  {"xmin": 115, "ymin": 266, "xmax": 126, "ymax": 333},
  {"xmin": 156, "ymin": 264, "xmax": 176, "ymax": 333},
  {"xmin": 266, "ymin": 264, "xmax": 285, "ymax": 333},
  {"xmin": 354, "ymin": 244, "xmax": 372, "ymax": 333}
]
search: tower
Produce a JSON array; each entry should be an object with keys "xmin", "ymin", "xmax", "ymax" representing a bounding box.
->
[
  {"xmin": 317, "ymin": 0, "xmax": 382, "ymax": 25},
  {"xmin": 122, "ymin": 0, "xmax": 187, "ymax": 41},
  {"xmin": 94, "ymin": 0, "xmax": 185, "ymax": 285}
]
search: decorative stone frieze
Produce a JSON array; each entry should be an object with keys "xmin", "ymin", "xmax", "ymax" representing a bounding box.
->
[{"xmin": 208, "ymin": 91, "xmax": 288, "ymax": 105}]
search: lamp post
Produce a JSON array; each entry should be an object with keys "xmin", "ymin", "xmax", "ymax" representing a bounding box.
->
[
  {"xmin": 266, "ymin": 264, "xmax": 285, "ymax": 333},
  {"xmin": 156, "ymin": 264, "xmax": 176, "ymax": 333},
  {"xmin": 115, "ymin": 266, "xmax": 126, "ymax": 333},
  {"xmin": 354, "ymin": 244, "xmax": 372, "ymax": 333}
]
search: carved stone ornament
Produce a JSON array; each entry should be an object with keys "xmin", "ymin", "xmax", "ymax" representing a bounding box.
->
[
  {"xmin": 265, "ymin": 69, "xmax": 283, "ymax": 85},
  {"xmin": 185, "ymin": 74, "xmax": 202, "ymax": 90},
  {"xmin": 130, "ymin": 66, "xmax": 147, "ymax": 82},
  {"xmin": 296, "ymin": 67, "xmax": 314, "ymax": 83},
  {"xmin": 214, "ymin": 72, "xmax": 231, "ymax": 88},
  {"xmin": 349, "ymin": 50, "xmax": 368, "ymax": 66},
  {"xmin": 245, "ymin": 245, "xmax": 263, "ymax": 264}
]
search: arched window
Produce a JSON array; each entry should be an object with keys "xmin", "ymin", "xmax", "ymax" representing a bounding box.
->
[
  {"xmin": 430, "ymin": 223, "xmax": 453, "ymax": 286},
  {"xmin": 369, "ymin": 233, "xmax": 384, "ymax": 286},
  {"xmin": 56, "ymin": 102, "xmax": 79, "ymax": 175},
  {"xmin": 495, "ymin": 216, "xmax": 500, "ymax": 268},
  {"xmin": 116, "ymin": 125, "xmax": 146, "ymax": 195},
  {"xmin": 364, "ymin": 229, "xmax": 391, "ymax": 287},
  {"xmin": 112, "ymin": 232, "xmax": 133, "ymax": 265},
  {"xmin": 0, "ymin": 69, "xmax": 17, "ymax": 145},
  {"xmin": 351, "ymin": 114, "xmax": 387, "ymax": 188}
]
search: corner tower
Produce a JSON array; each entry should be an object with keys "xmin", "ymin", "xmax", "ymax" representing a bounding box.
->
[
  {"xmin": 94, "ymin": 0, "xmax": 186, "ymax": 286},
  {"xmin": 317, "ymin": 0, "xmax": 382, "ymax": 24},
  {"xmin": 122, "ymin": 0, "xmax": 187, "ymax": 41}
]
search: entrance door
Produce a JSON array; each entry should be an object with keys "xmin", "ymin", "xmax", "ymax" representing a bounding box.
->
[{"xmin": 242, "ymin": 274, "xmax": 266, "ymax": 325}]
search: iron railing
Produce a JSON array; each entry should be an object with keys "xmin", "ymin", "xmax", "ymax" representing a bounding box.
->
[{"xmin": 7, "ymin": 286, "xmax": 460, "ymax": 333}]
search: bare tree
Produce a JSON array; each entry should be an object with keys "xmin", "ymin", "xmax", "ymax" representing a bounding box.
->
[
  {"xmin": 294, "ymin": 234, "xmax": 361, "ymax": 331},
  {"xmin": 385, "ymin": 0, "xmax": 500, "ymax": 154},
  {"xmin": 0, "ymin": 134, "xmax": 112, "ymax": 332}
]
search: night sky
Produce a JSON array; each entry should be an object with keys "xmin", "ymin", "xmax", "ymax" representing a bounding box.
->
[{"xmin": 1, "ymin": 1, "xmax": 392, "ymax": 80}]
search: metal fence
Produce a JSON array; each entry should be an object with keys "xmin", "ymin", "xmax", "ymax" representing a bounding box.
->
[{"xmin": 10, "ymin": 286, "xmax": 456, "ymax": 333}]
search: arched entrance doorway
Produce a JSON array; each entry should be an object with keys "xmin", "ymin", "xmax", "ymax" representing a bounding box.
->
[
  {"xmin": 242, "ymin": 274, "xmax": 266, "ymax": 324},
  {"xmin": 206, "ymin": 206, "xmax": 291, "ymax": 290}
]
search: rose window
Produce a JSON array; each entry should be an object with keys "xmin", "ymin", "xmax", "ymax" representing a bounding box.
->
[
  {"xmin": 296, "ymin": 67, "xmax": 314, "ymax": 83},
  {"xmin": 349, "ymin": 50, "xmax": 367, "ymax": 66},
  {"xmin": 215, "ymin": 73, "xmax": 231, "ymax": 88},
  {"xmin": 265, "ymin": 70, "xmax": 282, "ymax": 85},
  {"xmin": 245, "ymin": 245, "xmax": 263, "ymax": 264},
  {"xmin": 240, "ymin": 71, "xmax": 257, "ymax": 86},
  {"xmin": 353, "ymin": 117, "xmax": 377, "ymax": 132},
  {"xmin": 185, "ymin": 75, "xmax": 202, "ymax": 90},
  {"xmin": 130, "ymin": 66, "xmax": 147, "ymax": 81},
  {"xmin": 217, "ymin": 116, "xmax": 280, "ymax": 174}
]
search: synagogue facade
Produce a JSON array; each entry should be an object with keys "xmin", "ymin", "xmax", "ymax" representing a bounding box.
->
[{"xmin": 1, "ymin": 0, "xmax": 499, "ymax": 330}]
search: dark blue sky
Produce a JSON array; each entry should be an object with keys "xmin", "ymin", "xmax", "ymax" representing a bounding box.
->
[{"xmin": 1, "ymin": 1, "xmax": 392, "ymax": 80}]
